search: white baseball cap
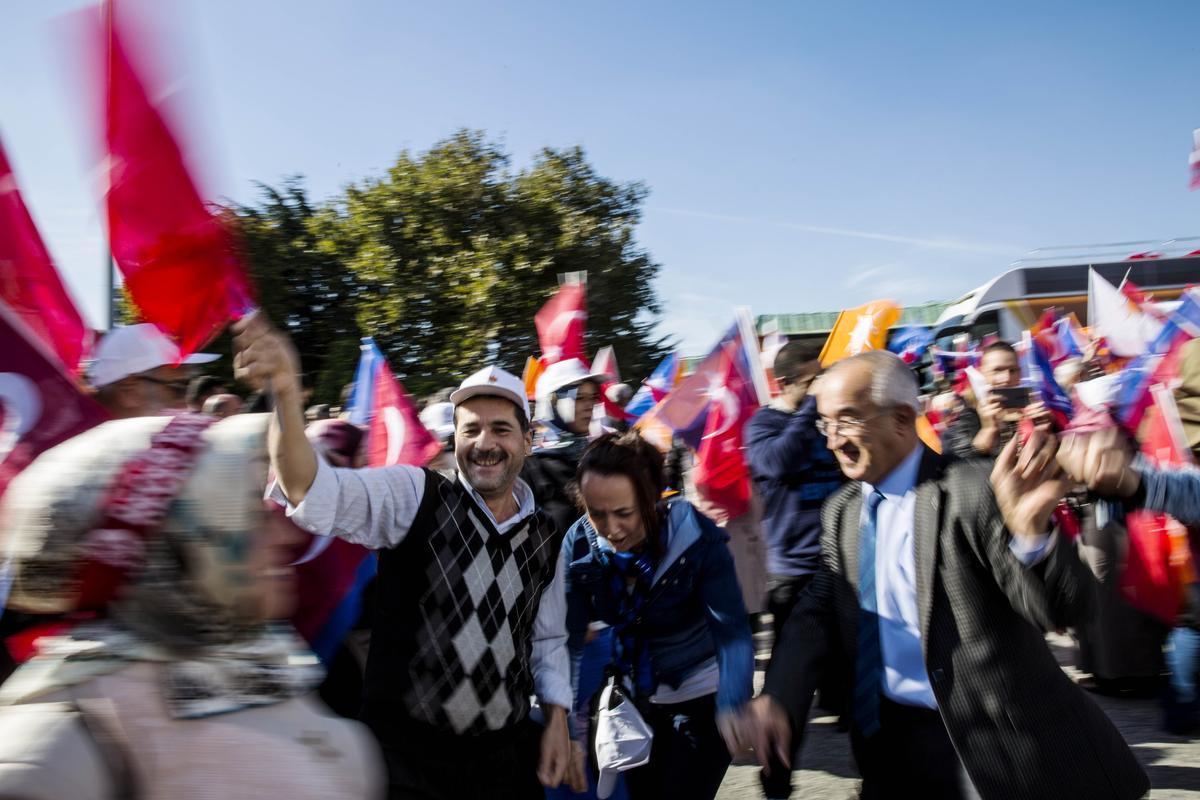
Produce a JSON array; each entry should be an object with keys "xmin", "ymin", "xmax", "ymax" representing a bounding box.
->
[
  {"xmin": 594, "ymin": 678, "xmax": 653, "ymax": 799},
  {"xmin": 449, "ymin": 365, "xmax": 530, "ymax": 421},
  {"xmin": 87, "ymin": 323, "xmax": 220, "ymax": 388},
  {"xmin": 535, "ymin": 358, "xmax": 611, "ymax": 401}
]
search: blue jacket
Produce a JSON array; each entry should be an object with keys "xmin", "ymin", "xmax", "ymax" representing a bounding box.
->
[
  {"xmin": 744, "ymin": 398, "xmax": 844, "ymax": 576},
  {"xmin": 562, "ymin": 500, "xmax": 754, "ymax": 714}
]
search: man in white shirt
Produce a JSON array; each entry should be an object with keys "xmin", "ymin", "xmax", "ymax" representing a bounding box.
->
[{"xmin": 233, "ymin": 315, "xmax": 572, "ymax": 799}]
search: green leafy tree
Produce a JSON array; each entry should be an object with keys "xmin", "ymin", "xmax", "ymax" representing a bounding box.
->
[{"xmin": 309, "ymin": 130, "xmax": 668, "ymax": 396}]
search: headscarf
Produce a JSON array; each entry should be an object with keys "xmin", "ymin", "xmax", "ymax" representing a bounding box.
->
[{"xmin": 0, "ymin": 413, "xmax": 321, "ymax": 718}]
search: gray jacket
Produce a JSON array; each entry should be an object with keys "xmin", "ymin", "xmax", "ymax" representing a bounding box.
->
[{"xmin": 764, "ymin": 447, "xmax": 1148, "ymax": 800}]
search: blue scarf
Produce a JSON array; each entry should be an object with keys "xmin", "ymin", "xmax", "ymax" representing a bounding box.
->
[{"xmin": 605, "ymin": 548, "xmax": 658, "ymax": 697}]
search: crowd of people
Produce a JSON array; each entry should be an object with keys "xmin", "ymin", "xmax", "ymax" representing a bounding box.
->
[{"xmin": 0, "ymin": 308, "xmax": 1196, "ymax": 800}]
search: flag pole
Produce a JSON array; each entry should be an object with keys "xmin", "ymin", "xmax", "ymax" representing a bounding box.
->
[{"xmin": 736, "ymin": 306, "xmax": 771, "ymax": 406}]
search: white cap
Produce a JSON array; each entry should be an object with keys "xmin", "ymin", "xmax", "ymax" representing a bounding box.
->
[
  {"xmin": 418, "ymin": 401, "xmax": 456, "ymax": 441},
  {"xmin": 594, "ymin": 678, "xmax": 653, "ymax": 799},
  {"xmin": 535, "ymin": 358, "xmax": 611, "ymax": 401},
  {"xmin": 87, "ymin": 323, "xmax": 220, "ymax": 388},
  {"xmin": 449, "ymin": 366, "xmax": 529, "ymax": 421}
]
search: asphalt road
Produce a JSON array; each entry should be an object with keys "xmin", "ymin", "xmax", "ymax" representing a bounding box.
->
[{"xmin": 717, "ymin": 633, "xmax": 1200, "ymax": 799}]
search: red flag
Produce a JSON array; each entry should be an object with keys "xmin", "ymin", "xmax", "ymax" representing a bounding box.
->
[
  {"xmin": 0, "ymin": 139, "xmax": 92, "ymax": 374},
  {"xmin": 1121, "ymin": 386, "xmax": 1196, "ymax": 622},
  {"xmin": 535, "ymin": 283, "xmax": 587, "ymax": 365},
  {"xmin": 0, "ymin": 301, "xmax": 109, "ymax": 500},
  {"xmin": 367, "ymin": 361, "xmax": 442, "ymax": 468},
  {"xmin": 102, "ymin": 0, "xmax": 253, "ymax": 358},
  {"xmin": 692, "ymin": 344, "xmax": 759, "ymax": 522}
]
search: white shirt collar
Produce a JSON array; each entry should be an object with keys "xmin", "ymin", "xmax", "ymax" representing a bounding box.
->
[{"xmin": 457, "ymin": 472, "xmax": 535, "ymax": 530}]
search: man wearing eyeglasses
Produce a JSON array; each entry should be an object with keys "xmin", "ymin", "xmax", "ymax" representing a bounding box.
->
[
  {"xmin": 736, "ymin": 350, "xmax": 1147, "ymax": 800},
  {"xmin": 86, "ymin": 323, "xmax": 219, "ymax": 419}
]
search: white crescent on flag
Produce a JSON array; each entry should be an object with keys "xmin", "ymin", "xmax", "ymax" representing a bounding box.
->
[
  {"xmin": 0, "ymin": 372, "xmax": 41, "ymax": 463},
  {"xmin": 702, "ymin": 380, "xmax": 740, "ymax": 441},
  {"xmin": 383, "ymin": 405, "xmax": 406, "ymax": 466}
]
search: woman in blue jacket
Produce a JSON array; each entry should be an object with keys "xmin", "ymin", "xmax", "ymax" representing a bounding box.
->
[{"xmin": 562, "ymin": 432, "xmax": 754, "ymax": 800}]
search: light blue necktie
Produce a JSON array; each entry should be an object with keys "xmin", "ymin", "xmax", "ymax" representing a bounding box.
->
[{"xmin": 854, "ymin": 490, "xmax": 886, "ymax": 738}]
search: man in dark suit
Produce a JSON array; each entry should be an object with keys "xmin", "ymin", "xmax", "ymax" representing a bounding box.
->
[{"xmin": 737, "ymin": 350, "xmax": 1148, "ymax": 800}]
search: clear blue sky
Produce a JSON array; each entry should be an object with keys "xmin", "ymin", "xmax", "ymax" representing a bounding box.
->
[{"xmin": 2, "ymin": 0, "xmax": 1198, "ymax": 356}]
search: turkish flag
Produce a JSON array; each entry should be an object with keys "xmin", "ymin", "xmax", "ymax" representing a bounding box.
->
[
  {"xmin": 102, "ymin": 0, "xmax": 254, "ymax": 358},
  {"xmin": 367, "ymin": 360, "xmax": 442, "ymax": 469},
  {"xmin": 535, "ymin": 283, "xmax": 586, "ymax": 365},
  {"xmin": 0, "ymin": 139, "xmax": 92, "ymax": 374},
  {"xmin": 0, "ymin": 301, "xmax": 109, "ymax": 500},
  {"xmin": 692, "ymin": 344, "xmax": 759, "ymax": 522}
]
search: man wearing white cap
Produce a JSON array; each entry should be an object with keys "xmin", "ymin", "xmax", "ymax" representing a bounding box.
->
[
  {"xmin": 87, "ymin": 322, "xmax": 220, "ymax": 419},
  {"xmin": 232, "ymin": 315, "xmax": 574, "ymax": 800}
]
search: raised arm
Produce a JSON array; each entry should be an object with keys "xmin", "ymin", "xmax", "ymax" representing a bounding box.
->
[{"xmin": 232, "ymin": 313, "xmax": 317, "ymax": 506}]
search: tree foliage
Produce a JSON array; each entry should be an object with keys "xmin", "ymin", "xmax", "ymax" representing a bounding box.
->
[{"xmin": 231, "ymin": 131, "xmax": 667, "ymax": 400}]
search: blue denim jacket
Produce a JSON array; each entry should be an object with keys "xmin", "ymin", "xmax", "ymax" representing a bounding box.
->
[{"xmin": 562, "ymin": 500, "xmax": 754, "ymax": 714}]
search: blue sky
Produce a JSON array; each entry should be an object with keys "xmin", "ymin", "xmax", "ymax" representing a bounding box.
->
[{"xmin": 2, "ymin": 0, "xmax": 1198, "ymax": 356}]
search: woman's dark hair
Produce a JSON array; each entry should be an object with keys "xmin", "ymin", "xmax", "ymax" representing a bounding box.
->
[{"xmin": 571, "ymin": 431, "xmax": 667, "ymax": 556}]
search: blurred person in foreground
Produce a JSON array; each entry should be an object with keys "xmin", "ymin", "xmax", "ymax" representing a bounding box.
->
[
  {"xmin": 736, "ymin": 350, "xmax": 1147, "ymax": 800},
  {"xmin": 942, "ymin": 340, "xmax": 1053, "ymax": 459},
  {"xmin": 0, "ymin": 413, "xmax": 383, "ymax": 799},
  {"xmin": 87, "ymin": 323, "xmax": 219, "ymax": 419},
  {"xmin": 560, "ymin": 432, "xmax": 753, "ymax": 799},
  {"xmin": 233, "ymin": 315, "xmax": 573, "ymax": 799},
  {"xmin": 744, "ymin": 340, "xmax": 844, "ymax": 653}
]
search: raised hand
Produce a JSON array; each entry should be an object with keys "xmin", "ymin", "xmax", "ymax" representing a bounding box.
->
[
  {"xmin": 990, "ymin": 430, "xmax": 1070, "ymax": 539},
  {"xmin": 1056, "ymin": 427, "xmax": 1140, "ymax": 498}
]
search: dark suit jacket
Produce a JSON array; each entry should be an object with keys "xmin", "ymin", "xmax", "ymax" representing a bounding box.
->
[{"xmin": 764, "ymin": 447, "xmax": 1149, "ymax": 800}]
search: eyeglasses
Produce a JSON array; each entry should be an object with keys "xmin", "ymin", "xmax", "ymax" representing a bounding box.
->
[{"xmin": 815, "ymin": 410, "xmax": 891, "ymax": 438}]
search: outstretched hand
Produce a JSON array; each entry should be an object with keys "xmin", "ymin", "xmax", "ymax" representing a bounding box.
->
[{"xmin": 990, "ymin": 430, "xmax": 1070, "ymax": 540}]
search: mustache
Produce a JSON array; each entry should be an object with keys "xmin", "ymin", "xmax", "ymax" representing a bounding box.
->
[{"xmin": 470, "ymin": 449, "xmax": 507, "ymax": 462}]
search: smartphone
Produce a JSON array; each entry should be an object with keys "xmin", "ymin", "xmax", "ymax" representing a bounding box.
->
[{"xmin": 993, "ymin": 386, "xmax": 1031, "ymax": 410}]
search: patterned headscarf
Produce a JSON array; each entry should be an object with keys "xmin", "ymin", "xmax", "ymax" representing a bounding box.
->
[{"xmin": 0, "ymin": 413, "xmax": 321, "ymax": 717}]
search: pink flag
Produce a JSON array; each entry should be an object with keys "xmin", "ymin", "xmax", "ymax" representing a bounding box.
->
[
  {"xmin": 0, "ymin": 139, "xmax": 92, "ymax": 374},
  {"xmin": 367, "ymin": 360, "xmax": 442, "ymax": 468},
  {"xmin": 1190, "ymin": 129, "xmax": 1200, "ymax": 191},
  {"xmin": 535, "ymin": 283, "xmax": 587, "ymax": 365},
  {"xmin": 102, "ymin": 0, "xmax": 254, "ymax": 358},
  {"xmin": 0, "ymin": 301, "xmax": 109, "ymax": 500}
]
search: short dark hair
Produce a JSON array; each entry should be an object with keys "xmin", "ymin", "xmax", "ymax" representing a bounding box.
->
[
  {"xmin": 452, "ymin": 398, "xmax": 530, "ymax": 434},
  {"xmin": 773, "ymin": 340, "xmax": 824, "ymax": 383},
  {"xmin": 981, "ymin": 340, "xmax": 1017, "ymax": 359},
  {"xmin": 186, "ymin": 375, "xmax": 225, "ymax": 407},
  {"xmin": 570, "ymin": 431, "xmax": 667, "ymax": 558}
]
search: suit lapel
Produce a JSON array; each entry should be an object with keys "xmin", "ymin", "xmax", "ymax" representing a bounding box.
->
[
  {"xmin": 841, "ymin": 487, "xmax": 864, "ymax": 590},
  {"xmin": 912, "ymin": 447, "xmax": 945, "ymax": 657}
]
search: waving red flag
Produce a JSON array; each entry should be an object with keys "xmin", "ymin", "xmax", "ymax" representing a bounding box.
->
[
  {"xmin": 535, "ymin": 283, "xmax": 587, "ymax": 365},
  {"xmin": 102, "ymin": 0, "xmax": 253, "ymax": 358},
  {"xmin": 368, "ymin": 360, "xmax": 442, "ymax": 469},
  {"xmin": 692, "ymin": 343, "xmax": 759, "ymax": 522},
  {"xmin": 0, "ymin": 301, "xmax": 109, "ymax": 500},
  {"xmin": 0, "ymin": 139, "xmax": 92, "ymax": 374}
]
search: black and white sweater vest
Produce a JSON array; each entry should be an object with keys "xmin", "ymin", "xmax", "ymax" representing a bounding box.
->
[{"xmin": 363, "ymin": 469, "xmax": 564, "ymax": 735}]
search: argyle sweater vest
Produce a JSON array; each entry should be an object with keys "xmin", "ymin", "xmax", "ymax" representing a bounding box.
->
[{"xmin": 363, "ymin": 469, "xmax": 563, "ymax": 735}]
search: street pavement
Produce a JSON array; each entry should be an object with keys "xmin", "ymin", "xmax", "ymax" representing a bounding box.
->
[{"xmin": 717, "ymin": 633, "xmax": 1200, "ymax": 799}]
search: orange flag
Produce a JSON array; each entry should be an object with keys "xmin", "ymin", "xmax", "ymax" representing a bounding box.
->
[
  {"xmin": 522, "ymin": 356, "xmax": 544, "ymax": 401},
  {"xmin": 818, "ymin": 300, "xmax": 902, "ymax": 367}
]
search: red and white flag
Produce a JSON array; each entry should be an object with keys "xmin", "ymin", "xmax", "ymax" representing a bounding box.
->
[
  {"xmin": 0, "ymin": 139, "xmax": 92, "ymax": 374},
  {"xmin": 692, "ymin": 343, "xmax": 760, "ymax": 522},
  {"xmin": 0, "ymin": 301, "xmax": 109, "ymax": 500},
  {"xmin": 367, "ymin": 359, "xmax": 442, "ymax": 469},
  {"xmin": 535, "ymin": 283, "xmax": 587, "ymax": 365}
]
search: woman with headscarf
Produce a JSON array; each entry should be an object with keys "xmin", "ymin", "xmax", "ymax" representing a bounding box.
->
[
  {"xmin": 0, "ymin": 413, "xmax": 384, "ymax": 799},
  {"xmin": 559, "ymin": 431, "xmax": 753, "ymax": 800}
]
